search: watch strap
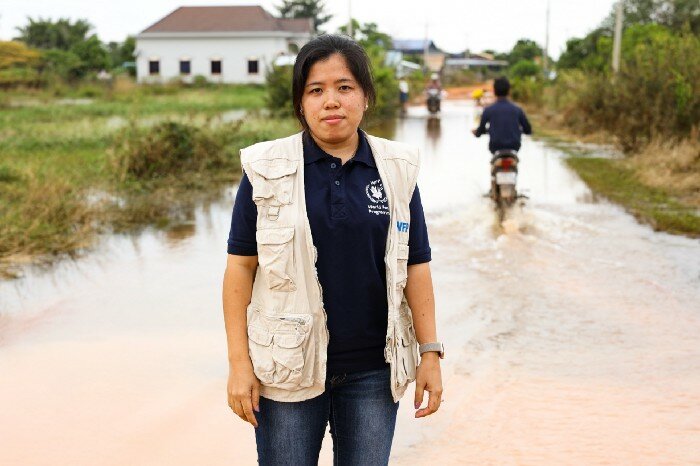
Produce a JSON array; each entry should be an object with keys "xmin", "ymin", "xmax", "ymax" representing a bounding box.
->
[{"xmin": 419, "ymin": 342, "xmax": 445, "ymax": 358}]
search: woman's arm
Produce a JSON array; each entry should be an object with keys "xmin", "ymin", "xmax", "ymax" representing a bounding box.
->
[
  {"xmin": 404, "ymin": 262, "xmax": 443, "ymax": 418},
  {"xmin": 222, "ymin": 254, "xmax": 260, "ymax": 427}
]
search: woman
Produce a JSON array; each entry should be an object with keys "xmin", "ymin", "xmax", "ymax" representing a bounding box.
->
[{"xmin": 222, "ymin": 34, "xmax": 443, "ymax": 465}]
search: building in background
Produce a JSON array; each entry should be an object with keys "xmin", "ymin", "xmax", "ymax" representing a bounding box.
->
[
  {"xmin": 135, "ymin": 6, "xmax": 312, "ymax": 84},
  {"xmin": 390, "ymin": 39, "xmax": 445, "ymax": 74}
]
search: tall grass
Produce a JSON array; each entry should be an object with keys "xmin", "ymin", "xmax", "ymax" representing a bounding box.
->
[
  {"xmin": 110, "ymin": 120, "xmax": 236, "ymax": 181},
  {"xmin": 548, "ymin": 28, "xmax": 699, "ymax": 151},
  {"xmin": 0, "ymin": 173, "xmax": 93, "ymax": 258}
]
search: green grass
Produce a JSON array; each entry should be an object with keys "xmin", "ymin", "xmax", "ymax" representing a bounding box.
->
[
  {"xmin": 565, "ymin": 157, "xmax": 700, "ymax": 236},
  {"xmin": 0, "ymin": 84, "xmax": 295, "ymax": 278}
]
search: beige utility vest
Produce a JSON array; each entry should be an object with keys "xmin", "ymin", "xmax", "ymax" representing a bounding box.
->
[{"xmin": 240, "ymin": 131, "xmax": 420, "ymax": 403}]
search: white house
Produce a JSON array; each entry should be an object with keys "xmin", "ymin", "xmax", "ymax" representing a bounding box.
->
[{"xmin": 135, "ymin": 6, "xmax": 312, "ymax": 84}]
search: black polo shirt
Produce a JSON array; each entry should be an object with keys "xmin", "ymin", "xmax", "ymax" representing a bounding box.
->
[{"xmin": 227, "ymin": 131, "xmax": 431, "ymax": 374}]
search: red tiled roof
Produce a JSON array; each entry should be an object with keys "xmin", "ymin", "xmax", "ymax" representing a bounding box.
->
[{"xmin": 141, "ymin": 6, "xmax": 312, "ymax": 34}]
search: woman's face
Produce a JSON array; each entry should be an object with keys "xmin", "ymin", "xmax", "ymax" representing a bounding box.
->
[{"xmin": 301, "ymin": 53, "xmax": 367, "ymax": 146}]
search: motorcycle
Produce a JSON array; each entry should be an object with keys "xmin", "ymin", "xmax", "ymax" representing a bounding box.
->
[
  {"xmin": 490, "ymin": 149, "xmax": 520, "ymax": 221},
  {"xmin": 426, "ymin": 88, "xmax": 441, "ymax": 114}
]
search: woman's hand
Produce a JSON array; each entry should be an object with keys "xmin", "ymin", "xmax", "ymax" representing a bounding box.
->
[
  {"xmin": 414, "ymin": 352, "xmax": 443, "ymax": 418},
  {"xmin": 227, "ymin": 360, "xmax": 261, "ymax": 428}
]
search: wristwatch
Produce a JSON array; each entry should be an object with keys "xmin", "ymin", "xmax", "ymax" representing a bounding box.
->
[{"xmin": 419, "ymin": 342, "xmax": 445, "ymax": 359}]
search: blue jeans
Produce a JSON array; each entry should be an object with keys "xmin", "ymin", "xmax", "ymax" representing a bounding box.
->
[{"xmin": 255, "ymin": 367, "xmax": 399, "ymax": 466}]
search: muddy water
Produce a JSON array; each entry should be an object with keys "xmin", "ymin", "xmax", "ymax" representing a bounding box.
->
[{"xmin": 2, "ymin": 101, "xmax": 699, "ymax": 465}]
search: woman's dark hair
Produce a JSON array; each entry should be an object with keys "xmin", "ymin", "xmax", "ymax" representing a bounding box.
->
[
  {"xmin": 494, "ymin": 77, "xmax": 510, "ymax": 97},
  {"xmin": 293, "ymin": 34, "xmax": 376, "ymax": 128}
]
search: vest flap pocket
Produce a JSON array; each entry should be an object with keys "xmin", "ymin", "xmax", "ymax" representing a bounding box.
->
[
  {"xmin": 248, "ymin": 325, "xmax": 273, "ymax": 346},
  {"xmin": 274, "ymin": 331, "xmax": 306, "ymax": 349},
  {"xmin": 395, "ymin": 323, "xmax": 418, "ymax": 387},
  {"xmin": 398, "ymin": 244, "xmax": 409, "ymax": 260},
  {"xmin": 256, "ymin": 227, "xmax": 294, "ymax": 245},
  {"xmin": 256, "ymin": 227, "xmax": 296, "ymax": 291},
  {"xmin": 251, "ymin": 159, "xmax": 297, "ymax": 180},
  {"xmin": 399, "ymin": 324, "xmax": 414, "ymax": 347}
]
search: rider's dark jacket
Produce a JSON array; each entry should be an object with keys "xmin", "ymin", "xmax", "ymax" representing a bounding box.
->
[{"xmin": 475, "ymin": 98, "xmax": 532, "ymax": 153}]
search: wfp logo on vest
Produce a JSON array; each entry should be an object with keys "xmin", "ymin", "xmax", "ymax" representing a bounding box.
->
[{"xmin": 396, "ymin": 221, "xmax": 409, "ymax": 233}]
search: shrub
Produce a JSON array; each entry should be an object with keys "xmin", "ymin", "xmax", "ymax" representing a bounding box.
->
[
  {"xmin": 551, "ymin": 26, "xmax": 700, "ymax": 150},
  {"xmin": 369, "ymin": 55, "xmax": 398, "ymax": 117},
  {"xmin": 510, "ymin": 77, "xmax": 545, "ymax": 105},
  {"xmin": 110, "ymin": 120, "xmax": 235, "ymax": 181},
  {"xmin": 509, "ymin": 60, "xmax": 541, "ymax": 79},
  {"xmin": 265, "ymin": 64, "xmax": 294, "ymax": 116}
]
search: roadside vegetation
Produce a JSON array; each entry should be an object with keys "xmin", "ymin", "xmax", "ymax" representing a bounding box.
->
[
  {"xmin": 0, "ymin": 85, "xmax": 297, "ymax": 278},
  {"xmin": 487, "ymin": 0, "xmax": 699, "ymax": 236}
]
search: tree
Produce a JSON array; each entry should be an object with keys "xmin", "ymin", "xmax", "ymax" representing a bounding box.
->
[
  {"xmin": 276, "ymin": 0, "xmax": 331, "ymax": 33},
  {"xmin": 599, "ymin": 0, "xmax": 700, "ymax": 34},
  {"xmin": 107, "ymin": 36, "xmax": 135, "ymax": 69},
  {"xmin": 0, "ymin": 41, "xmax": 41, "ymax": 69},
  {"xmin": 507, "ymin": 39, "xmax": 543, "ymax": 64},
  {"xmin": 71, "ymin": 35, "xmax": 109, "ymax": 73},
  {"xmin": 557, "ymin": 28, "xmax": 609, "ymax": 71},
  {"xmin": 339, "ymin": 21, "xmax": 392, "ymax": 50},
  {"xmin": 15, "ymin": 17, "xmax": 92, "ymax": 50},
  {"xmin": 41, "ymin": 49, "xmax": 83, "ymax": 80}
]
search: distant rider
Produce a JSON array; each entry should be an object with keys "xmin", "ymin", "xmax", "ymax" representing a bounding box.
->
[
  {"xmin": 426, "ymin": 73, "xmax": 442, "ymax": 112},
  {"xmin": 426, "ymin": 73, "xmax": 442, "ymax": 91},
  {"xmin": 472, "ymin": 77, "xmax": 531, "ymax": 153}
]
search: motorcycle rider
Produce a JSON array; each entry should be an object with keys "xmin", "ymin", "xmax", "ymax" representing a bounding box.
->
[
  {"xmin": 472, "ymin": 77, "xmax": 531, "ymax": 152},
  {"xmin": 472, "ymin": 77, "xmax": 532, "ymax": 196},
  {"xmin": 425, "ymin": 73, "xmax": 442, "ymax": 113}
]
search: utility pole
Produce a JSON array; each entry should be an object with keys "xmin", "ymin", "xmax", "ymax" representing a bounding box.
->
[
  {"xmin": 423, "ymin": 22, "xmax": 429, "ymax": 73},
  {"xmin": 543, "ymin": 0, "xmax": 550, "ymax": 77},
  {"xmin": 348, "ymin": 0, "xmax": 353, "ymax": 38},
  {"xmin": 612, "ymin": 0, "xmax": 624, "ymax": 73}
]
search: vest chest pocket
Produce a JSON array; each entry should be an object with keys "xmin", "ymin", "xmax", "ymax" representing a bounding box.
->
[
  {"xmin": 249, "ymin": 159, "xmax": 297, "ymax": 207},
  {"xmin": 256, "ymin": 227, "xmax": 296, "ymax": 291},
  {"xmin": 247, "ymin": 312, "xmax": 313, "ymax": 390}
]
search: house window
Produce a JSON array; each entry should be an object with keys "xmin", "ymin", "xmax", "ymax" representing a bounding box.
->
[
  {"xmin": 211, "ymin": 60, "xmax": 222, "ymax": 75},
  {"xmin": 148, "ymin": 60, "xmax": 160, "ymax": 75},
  {"xmin": 180, "ymin": 60, "xmax": 191, "ymax": 75},
  {"xmin": 248, "ymin": 59, "xmax": 259, "ymax": 75}
]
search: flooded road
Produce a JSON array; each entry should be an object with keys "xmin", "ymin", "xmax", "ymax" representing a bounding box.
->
[{"xmin": 2, "ymin": 101, "xmax": 700, "ymax": 465}]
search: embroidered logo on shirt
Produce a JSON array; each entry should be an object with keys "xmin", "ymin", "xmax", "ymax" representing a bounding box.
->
[
  {"xmin": 366, "ymin": 179, "xmax": 389, "ymax": 216},
  {"xmin": 365, "ymin": 179, "xmax": 387, "ymax": 204},
  {"xmin": 397, "ymin": 221, "xmax": 409, "ymax": 232}
]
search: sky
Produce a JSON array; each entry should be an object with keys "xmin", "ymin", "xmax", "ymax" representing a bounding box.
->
[{"xmin": 1, "ymin": 0, "xmax": 617, "ymax": 58}]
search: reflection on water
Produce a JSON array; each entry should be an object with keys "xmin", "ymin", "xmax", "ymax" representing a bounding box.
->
[
  {"xmin": 425, "ymin": 117, "xmax": 441, "ymax": 152},
  {"xmin": 164, "ymin": 223, "xmax": 197, "ymax": 245},
  {"xmin": 1, "ymin": 101, "xmax": 700, "ymax": 466}
]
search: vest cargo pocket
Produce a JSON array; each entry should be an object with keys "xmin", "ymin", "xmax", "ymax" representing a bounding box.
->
[
  {"xmin": 249, "ymin": 159, "xmax": 297, "ymax": 206},
  {"xmin": 270, "ymin": 331, "xmax": 306, "ymax": 388},
  {"xmin": 395, "ymin": 321, "xmax": 418, "ymax": 387},
  {"xmin": 247, "ymin": 311, "xmax": 313, "ymax": 390},
  {"xmin": 247, "ymin": 325, "xmax": 275, "ymax": 385},
  {"xmin": 256, "ymin": 227, "xmax": 296, "ymax": 291}
]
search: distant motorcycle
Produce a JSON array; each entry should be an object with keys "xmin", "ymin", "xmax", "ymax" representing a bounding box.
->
[
  {"xmin": 426, "ymin": 88, "xmax": 441, "ymax": 114},
  {"xmin": 490, "ymin": 149, "xmax": 520, "ymax": 221}
]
